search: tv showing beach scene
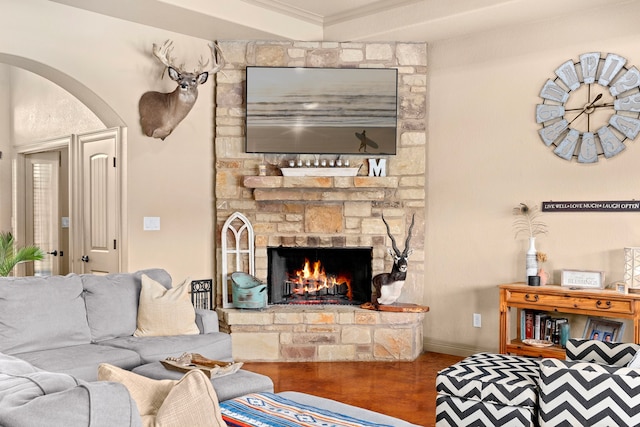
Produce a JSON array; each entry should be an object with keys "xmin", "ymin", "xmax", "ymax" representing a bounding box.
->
[{"xmin": 245, "ymin": 67, "xmax": 398, "ymax": 154}]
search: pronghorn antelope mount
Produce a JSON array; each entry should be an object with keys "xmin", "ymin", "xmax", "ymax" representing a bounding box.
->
[
  {"xmin": 139, "ymin": 40, "xmax": 225, "ymax": 140},
  {"xmin": 372, "ymin": 214, "xmax": 415, "ymax": 305}
]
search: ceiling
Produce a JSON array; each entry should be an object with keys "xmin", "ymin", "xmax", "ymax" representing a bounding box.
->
[{"xmin": 50, "ymin": 0, "xmax": 635, "ymax": 43}]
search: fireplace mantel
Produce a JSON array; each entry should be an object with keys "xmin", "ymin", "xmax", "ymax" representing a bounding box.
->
[
  {"xmin": 244, "ymin": 175, "xmax": 399, "ymax": 189},
  {"xmin": 243, "ymin": 176, "xmax": 399, "ymax": 202}
]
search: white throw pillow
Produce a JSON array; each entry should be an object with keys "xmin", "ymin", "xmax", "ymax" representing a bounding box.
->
[
  {"xmin": 628, "ymin": 349, "xmax": 640, "ymax": 368},
  {"xmin": 134, "ymin": 275, "xmax": 199, "ymax": 337},
  {"xmin": 98, "ymin": 363, "xmax": 225, "ymax": 427}
]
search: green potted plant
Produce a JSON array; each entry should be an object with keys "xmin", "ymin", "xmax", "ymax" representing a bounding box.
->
[{"xmin": 0, "ymin": 231, "xmax": 45, "ymax": 277}]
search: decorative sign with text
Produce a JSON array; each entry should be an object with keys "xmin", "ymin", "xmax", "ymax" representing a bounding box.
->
[{"xmin": 542, "ymin": 201, "xmax": 640, "ymax": 212}]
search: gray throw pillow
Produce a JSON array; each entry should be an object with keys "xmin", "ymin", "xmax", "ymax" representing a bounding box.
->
[
  {"xmin": 0, "ymin": 275, "xmax": 91, "ymax": 354},
  {"xmin": 82, "ymin": 269, "xmax": 172, "ymax": 341}
]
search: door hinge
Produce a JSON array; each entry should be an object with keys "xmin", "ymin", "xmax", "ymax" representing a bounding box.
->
[
  {"xmin": 113, "ymin": 239, "xmax": 117, "ymax": 250},
  {"xmin": 113, "ymin": 157, "xmax": 116, "ymax": 168}
]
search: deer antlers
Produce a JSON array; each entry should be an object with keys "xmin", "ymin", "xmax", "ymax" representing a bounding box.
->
[
  {"xmin": 381, "ymin": 213, "xmax": 415, "ymax": 257},
  {"xmin": 152, "ymin": 39, "xmax": 225, "ymax": 75}
]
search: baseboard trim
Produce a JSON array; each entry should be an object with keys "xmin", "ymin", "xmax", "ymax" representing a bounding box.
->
[{"xmin": 423, "ymin": 339, "xmax": 493, "ymax": 358}]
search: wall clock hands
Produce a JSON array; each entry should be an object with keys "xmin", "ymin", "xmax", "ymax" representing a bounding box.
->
[
  {"xmin": 568, "ymin": 93, "xmax": 603, "ymax": 125},
  {"xmin": 565, "ymin": 102, "xmax": 614, "ymax": 112}
]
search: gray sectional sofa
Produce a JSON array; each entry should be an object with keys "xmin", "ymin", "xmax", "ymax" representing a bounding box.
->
[
  {"xmin": 0, "ymin": 268, "xmax": 235, "ymax": 381},
  {"xmin": 0, "ymin": 269, "xmax": 420, "ymax": 427}
]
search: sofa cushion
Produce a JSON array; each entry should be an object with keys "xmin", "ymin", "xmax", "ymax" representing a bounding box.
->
[
  {"xmin": 14, "ymin": 343, "xmax": 141, "ymax": 382},
  {"xmin": 539, "ymin": 358, "xmax": 640, "ymax": 427},
  {"xmin": 566, "ymin": 338, "xmax": 640, "ymax": 366},
  {"xmin": 0, "ymin": 352, "xmax": 141, "ymax": 427},
  {"xmin": 132, "ymin": 362, "xmax": 274, "ymax": 402},
  {"xmin": 436, "ymin": 352, "xmax": 540, "ymax": 409},
  {"xmin": 98, "ymin": 363, "xmax": 225, "ymax": 427},
  {"xmin": 83, "ymin": 268, "xmax": 173, "ymax": 341},
  {"xmin": 0, "ymin": 274, "xmax": 91, "ymax": 354},
  {"xmin": 99, "ymin": 333, "xmax": 233, "ymax": 364},
  {"xmin": 134, "ymin": 275, "xmax": 199, "ymax": 337}
]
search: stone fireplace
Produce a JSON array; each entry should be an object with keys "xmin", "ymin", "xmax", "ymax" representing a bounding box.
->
[{"xmin": 213, "ymin": 40, "xmax": 427, "ymax": 361}]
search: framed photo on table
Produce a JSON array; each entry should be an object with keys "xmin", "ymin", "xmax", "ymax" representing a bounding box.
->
[
  {"xmin": 615, "ymin": 282, "xmax": 629, "ymax": 295},
  {"xmin": 583, "ymin": 317, "xmax": 624, "ymax": 343}
]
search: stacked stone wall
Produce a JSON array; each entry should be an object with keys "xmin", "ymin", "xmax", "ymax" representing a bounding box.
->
[
  {"xmin": 218, "ymin": 306, "xmax": 425, "ymax": 361},
  {"xmin": 213, "ymin": 40, "xmax": 427, "ymax": 361}
]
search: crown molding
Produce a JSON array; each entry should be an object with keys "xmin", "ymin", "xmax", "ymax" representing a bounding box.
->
[
  {"xmin": 239, "ymin": 0, "xmax": 324, "ymax": 25},
  {"xmin": 324, "ymin": 0, "xmax": 421, "ymax": 26},
  {"xmin": 239, "ymin": 0, "xmax": 420, "ymax": 27}
]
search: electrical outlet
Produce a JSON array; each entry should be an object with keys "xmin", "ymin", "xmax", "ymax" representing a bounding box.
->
[{"xmin": 473, "ymin": 313, "xmax": 482, "ymax": 328}]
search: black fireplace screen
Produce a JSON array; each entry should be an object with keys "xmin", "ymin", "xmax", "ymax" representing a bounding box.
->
[{"xmin": 267, "ymin": 247, "xmax": 373, "ymax": 305}]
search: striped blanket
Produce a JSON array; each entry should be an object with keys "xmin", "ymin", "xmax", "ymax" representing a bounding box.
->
[{"xmin": 220, "ymin": 393, "xmax": 396, "ymax": 427}]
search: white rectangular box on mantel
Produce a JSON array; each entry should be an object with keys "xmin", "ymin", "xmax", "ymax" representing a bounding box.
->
[{"xmin": 280, "ymin": 167, "xmax": 360, "ymax": 177}]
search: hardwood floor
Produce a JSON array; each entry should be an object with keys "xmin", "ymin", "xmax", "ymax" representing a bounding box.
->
[{"xmin": 241, "ymin": 351, "xmax": 464, "ymax": 427}]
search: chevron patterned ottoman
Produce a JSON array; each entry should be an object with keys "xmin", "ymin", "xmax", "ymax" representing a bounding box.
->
[
  {"xmin": 538, "ymin": 339, "xmax": 640, "ymax": 427},
  {"xmin": 435, "ymin": 352, "xmax": 540, "ymax": 427}
]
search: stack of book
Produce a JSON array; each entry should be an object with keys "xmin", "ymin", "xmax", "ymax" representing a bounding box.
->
[{"xmin": 521, "ymin": 309, "xmax": 568, "ymax": 345}]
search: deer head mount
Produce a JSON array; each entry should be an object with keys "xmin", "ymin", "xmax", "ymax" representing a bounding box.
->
[
  {"xmin": 139, "ymin": 40, "xmax": 225, "ymax": 140},
  {"xmin": 372, "ymin": 213, "xmax": 415, "ymax": 305}
]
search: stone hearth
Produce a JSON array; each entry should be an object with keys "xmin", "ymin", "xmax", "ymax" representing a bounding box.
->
[{"xmin": 217, "ymin": 306, "xmax": 424, "ymax": 362}]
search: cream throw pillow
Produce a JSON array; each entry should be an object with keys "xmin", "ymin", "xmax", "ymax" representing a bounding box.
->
[
  {"xmin": 134, "ymin": 274, "xmax": 199, "ymax": 337},
  {"xmin": 98, "ymin": 363, "xmax": 225, "ymax": 427}
]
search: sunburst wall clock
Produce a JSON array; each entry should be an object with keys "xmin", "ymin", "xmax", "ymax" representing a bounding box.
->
[{"xmin": 536, "ymin": 52, "xmax": 640, "ymax": 163}]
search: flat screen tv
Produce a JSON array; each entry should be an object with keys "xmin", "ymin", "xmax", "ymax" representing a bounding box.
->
[{"xmin": 245, "ymin": 67, "xmax": 398, "ymax": 155}]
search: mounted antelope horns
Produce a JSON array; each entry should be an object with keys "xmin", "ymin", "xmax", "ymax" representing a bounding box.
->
[
  {"xmin": 381, "ymin": 213, "xmax": 415, "ymax": 256},
  {"xmin": 381, "ymin": 214, "xmax": 400, "ymax": 256},
  {"xmin": 403, "ymin": 214, "xmax": 415, "ymax": 256}
]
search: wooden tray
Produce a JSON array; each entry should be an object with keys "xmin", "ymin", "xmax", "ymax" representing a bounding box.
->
[{"xmin": 160, "ymin": 354, "xmax": 243, "ymax": 378}]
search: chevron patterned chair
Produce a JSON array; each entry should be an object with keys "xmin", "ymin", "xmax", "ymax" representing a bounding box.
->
[
  {"xmin": 436, "ymin": 352, "xmax": 541, "ymax": 426},
  {"xmin": 539, "ymin": 338, "xmax": 640, "ymax": 427},
  {"xmin": 436, "ymin": 339, "xmax": 640, "ymax": 427}
]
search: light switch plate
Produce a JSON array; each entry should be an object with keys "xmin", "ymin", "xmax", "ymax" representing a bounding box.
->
[
  {"xmin": 473, "ymin": 313, "xmax": 482, "ymax": 328},
  {"xmin": 143, "ymin": 217, "xmax": 160, "ymax": 231}
]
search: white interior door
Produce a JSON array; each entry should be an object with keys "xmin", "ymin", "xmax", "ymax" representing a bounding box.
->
[
  {"xmin": 73, "ymin": 128, "xmax": 121, "ymax": 275},
  {"xmin": 25, "ymin": 151, "xmax": 60, "ymax": 276}
]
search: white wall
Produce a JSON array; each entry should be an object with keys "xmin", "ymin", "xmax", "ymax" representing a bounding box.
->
[
  {"xmin": 0, "ymin": 0, "xmax": 214, "ymax": 282},
  {"xmin": 0, "ymin": 65, "xmax": 11, "ymax": 231},
  {"xmin": 425, "ymin": 1, "xmax": 640, "ymax": 354},
  {"xmin": 10, "ymin": 68, "xmax": 104, "ymax": 144}
]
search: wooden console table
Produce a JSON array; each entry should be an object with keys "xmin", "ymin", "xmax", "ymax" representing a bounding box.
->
[{"xmin": 499, "ymin": 283, "xmax": 640, "ymax": 358}]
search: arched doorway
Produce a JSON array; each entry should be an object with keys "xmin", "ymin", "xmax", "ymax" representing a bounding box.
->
[{"xmin": 0, "ymin": 54, "xmax": 126, "ymax": 275}]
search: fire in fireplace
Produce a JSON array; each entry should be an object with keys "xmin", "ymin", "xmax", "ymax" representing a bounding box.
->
[{"xmin": 267, "ymin": 247, "xmax": 372, "ymax": 305}]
